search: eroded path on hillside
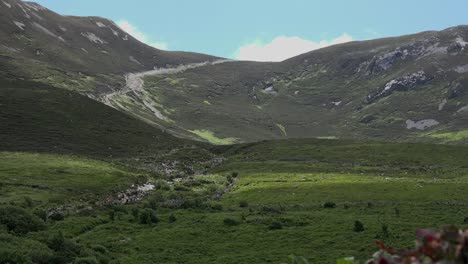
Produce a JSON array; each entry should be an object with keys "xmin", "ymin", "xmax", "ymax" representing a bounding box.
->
[{"xmin": 102, "ymin": 60, "xmax": 231, "ymax": 121}]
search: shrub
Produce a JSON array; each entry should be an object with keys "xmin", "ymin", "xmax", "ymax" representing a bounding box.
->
[
  {"xmin": 269, "ymin": 221, "xmax": 283, "ymax": 230},
  {"xmin": 168, "ymin": 214, "xmax": 177, "ymax": 223},
  {"xmin": 156, "ymin": 180, "xmax": 171, "ymax": 191},
  {"xmin": 0, "ymin": 250, "xmax": 31, "ymax": 264},
  {"xmin": 23, "ymin": 196, "xmax": 34, "ymax": 208},
  {"xmin": 259, "ymin": 205, "xmax": 283, "ymax": 214},
  {"xmin": 90, "ymin": 244, "xmax": 108, "ymax": 254},
  {"xmin": 239, "ymin": 200, "xmax": 249, "ymax": 208},
  {"xmin": 49, "ymin": 212, "xmax": 65, "ymax": 221},
  {"xmin": 131, "ymin": 208, "xmax": 139, "ymax": 220},
  {"xmin": 210, "ymin": 203, "xmax": 223, "ymax": 211},
  {"xmin": 231, "ymin": 172, "xmax": 239, "ymax": 178},
  {"xmin": 33, "ymin": 209, "xmax": 48, "ymax": 222},
  {"xmin": 182, "ymin": 198, "xmax": 204, "ymax": 209},
  {"xmin": 111, "ymin": 205, "xmax": 127, "ymax": 214},
  {"xmin": 353, "ymin": 220, "xmax": 365, "ymax": 232},
  {"xmin": 0, "ymin": 206, "xmax": 46, "ymax": 234},
  {"xmin": 223, "ymin": 217, "xmax": 240, "ymax": 226},
  {"xmin": 174, "ymin": 184, "xmax": 189, "ymax": 192},
  {"xmin": 323, "ymin": 202, "xmax": 336, "ymax": 208},
  {"xmin": 108, "ymin": 210, "xmax": 115, "ymax": 222},
  {"xmin": 139, "ymin": 209, "xmax": 159, "ymax": 225},
  {"xmin": 47, "ymin": 231, "xmax": 81, "ymax": 262}
]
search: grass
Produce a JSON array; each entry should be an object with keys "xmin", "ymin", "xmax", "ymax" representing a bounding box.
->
[
  {"xmin": 190, "ymin": 129, "xmax": 239, "ymax": 145},
  {"xmin": 70, "ymin": 159, "xmax": 468, "ymax": 263},
  {"xmin": 430, "ymin": 130, "xmax": 468, "ymax": 142},
  {"xmin": 0, "ymin": 152, "xmax": 141, "ymax": 206},
  {"xmin": 2, "ymin": 139, "xmax": 468, "ymax": 262},
  {"xmin": 0, "ymin": 79, "xmax": 217, "ymax": 172}
]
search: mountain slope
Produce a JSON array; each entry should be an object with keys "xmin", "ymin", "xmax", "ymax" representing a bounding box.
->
[
  {"xmin": 1, "ymin": 0, "xmax": 467, "ymax": 144},
  {"xmin": 0, "ymin": 78, "xmax": 215, "ymax": 173},
  {"xmin": 130, "ymin": 26, "xmax": 468, "ymax": 143},
  {"xmin": 0, "ymin": 0, "xmax": 220, "ymax": 94}
]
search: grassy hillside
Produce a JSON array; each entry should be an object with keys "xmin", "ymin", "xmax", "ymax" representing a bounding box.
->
[
  {"xmin": 126, "ymin": 26, "xmax": 468, "ymax": 143},
  {"xmin": 0, "ymin": 79, "xmax": 216, "ymax": 173},
  {"xmin": 2, "ymin": 140, "xmax": 467, "ymax": 263},
  {"xmin": 2, "ymin": 0, "xmax": 467, "ymax": 144},
  {"xmin": 0, "ymin": 152, "xmax": 142, "ymax": 206}
]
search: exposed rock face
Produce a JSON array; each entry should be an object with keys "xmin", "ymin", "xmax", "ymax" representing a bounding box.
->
[
  {"xmin": 457, "ymin": 105, "xmax": 468, "ymax": 113},
  {"xmin": 406, "ymin": 119, "xmax": 439, "ymax": 130},
  {"xmin": 365, "ymin": 45, "xmax": 426, "ymax": 75},
  {"xmin": 366, "ymin": 71, "xmax": 433, "ymax": 103},
  {"xmin": 261, "ymin": 83, "xmax": 278, "ymax": 95}
]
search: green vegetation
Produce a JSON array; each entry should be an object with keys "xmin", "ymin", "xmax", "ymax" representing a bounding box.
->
[
  {"xmin": 190, "ymin": 129, "xmax": 239, "ymax": 145},
  {"xmin": 0, "ymin": 152, "xmax": 140, "ymax": 205},
  {"xmin": 430, "ymin": 130, "xmax": 468, "ymax": 142},
  {"xmin": 0, "ymin": 139, "xmax": 465, "ymax": 263}
]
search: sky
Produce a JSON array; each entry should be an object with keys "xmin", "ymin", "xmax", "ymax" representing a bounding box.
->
[{"xmin": 29, "ymin": 0, "xmax": 468, "ymax": 62}]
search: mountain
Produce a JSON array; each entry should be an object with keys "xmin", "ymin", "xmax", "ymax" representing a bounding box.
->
[
  {"xmin": 119, "ymin": 27, "xmax": 468, "ymax": 143},
  {"xmin": 0, "ymin": 78, "xmax": 218, "ymax": 175},
  {"xmin": 1, "ymin": 0, "xmax": 467, "ymax": 144},
  {"xmin": 0, "ymin": 0, "xmax": 219, "ymax": 93}
]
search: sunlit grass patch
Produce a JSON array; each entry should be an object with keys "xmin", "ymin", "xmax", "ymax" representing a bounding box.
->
[{"xmin": 189, "ymin": 129, "xmax": 238, "ymax": 145}]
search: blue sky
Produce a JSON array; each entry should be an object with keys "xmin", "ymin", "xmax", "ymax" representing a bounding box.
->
[{"xmin": 31, "ymin": 0, "xmax": 468, "ymax": 61}]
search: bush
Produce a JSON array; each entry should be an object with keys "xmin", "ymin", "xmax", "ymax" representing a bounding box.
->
[
  {"xmin": 0, "ymin": 250, "xmax": 31, "ymax": 264},
  {"xmin": 259, "ymin": 205, "xmax": 283, "ymax": 214},
  {"xmin": 168, "ymin": 214, "xmax": 177, "ymax": 223},
  {"xmin": 174, "ymin": 185, "xmax": 190, "ymax": 192},
  {"xmin": 131, "ymin": 208, "xmax": 139, "ymax": 220},
  {"xmin": 223, "ymin": 217, "xmax": 240, "ymax": 226},
  {"xmin": 23, "ymin": 196, "xmax": 34, "ymax": 208},
  {"xmin": 33, "ymin": 209, "xmax": 48, "ymax": 222},
  {"xmin": 209, "ymin": 202, "xmax": 223, "ymax": 211},
  {"xmin": 0, "ymin": 206, "xmax": 46, "ymax": 234},
  {"xmin": 353, "ymin": 220, "xmax": 365, "ymax": 232},
  {"xmin": 156, "ymin": 180, "xmax": 171, "ymax": 191},
  {"xmin": 90, "ymin": 244, "xmax": 108, "ymax": 254},
  {"xmin": 49, "ymin": 212, "xmax": 65, "ymax": 221},
  {"xmin": 323, "ymin": 202, "xmax": 336, "ymax": 208},
  {"xmin": 139, "ymin": 209, "xmax": 159, "ymax": 225},
  {"xmin": 108, "ymin": 210, "xmax": 115, "ymax": 222},
  {"xmin": 239, "ymin": 200, "xmax": 249, "ymax": 208},
  {"xmin": 269, "ymin": 221, "xmax": 283, "ymax": 230},
  {"xmin": 47, "ymin": 231, "xmax": 81, "ymax": 262}
]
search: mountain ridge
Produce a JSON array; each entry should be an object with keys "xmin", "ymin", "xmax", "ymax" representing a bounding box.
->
[{"xmin": 1, "ymin": 0, "xmax": 468, "ymax": 144}]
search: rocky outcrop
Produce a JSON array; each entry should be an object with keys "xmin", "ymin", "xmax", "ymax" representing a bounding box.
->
[
  {"xmin": 406, "ymin": 119, "xmax": 439, "ymax": 130},
  {"xmin": 364, "ymin": 45, "xmax": 426, "ymax": 75},
  {"xmin": 366, "ymin": 71, "xmax": 433, "ymax": 103}
]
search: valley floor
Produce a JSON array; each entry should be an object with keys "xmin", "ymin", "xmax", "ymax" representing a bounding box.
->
[{"xmin": 1, "ymin": 139, "xmax": 468, "ymax": 263}]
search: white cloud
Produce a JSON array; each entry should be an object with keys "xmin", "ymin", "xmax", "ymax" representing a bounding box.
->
[
  {"xmin": 234, "ymin": 34, "xmax": 353, "ymax": 62},
  {"xmin": 117, "ymin": 20, "xmax": 168, "ymax": 50}
]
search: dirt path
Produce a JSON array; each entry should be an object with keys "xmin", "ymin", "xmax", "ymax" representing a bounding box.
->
[{"xmin": 102, "ymin": 60, "xmax": 231, "ymax": 120}]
